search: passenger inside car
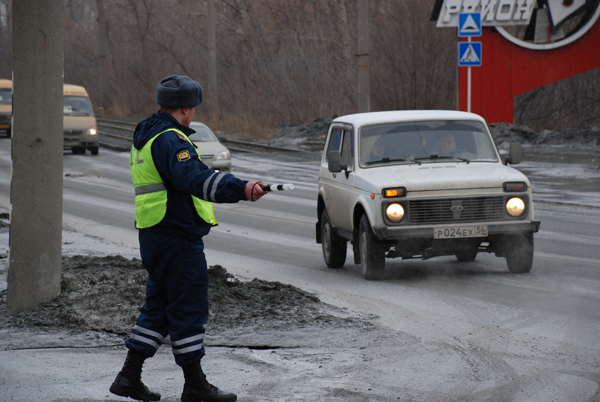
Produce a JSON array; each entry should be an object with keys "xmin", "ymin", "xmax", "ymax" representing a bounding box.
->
[
  {"xmin": 430, "ymin": 132, "xmax": 457, "ymax": 155},
  {"xmin": 367, "ymin": 129, "xmax": 430, "ymax": 163}
]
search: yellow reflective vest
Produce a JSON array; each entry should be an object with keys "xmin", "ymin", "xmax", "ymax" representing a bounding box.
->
[{"xmin": 129, "ymin": 128, "xmax": 217, "ymax": 229}]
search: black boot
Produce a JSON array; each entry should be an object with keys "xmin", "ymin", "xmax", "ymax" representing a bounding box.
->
[
  {"xmin": 181, "ymin": 360, "xmax": 237, "ymax": 402},
  {"xmin": 110, "ymin": 349, "xmax": 161, "ymax": 401}
]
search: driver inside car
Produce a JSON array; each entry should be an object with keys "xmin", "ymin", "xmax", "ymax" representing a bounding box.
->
[{"xmin": 431, "ymin": 132, "xmax": 457, "ymax": 155}]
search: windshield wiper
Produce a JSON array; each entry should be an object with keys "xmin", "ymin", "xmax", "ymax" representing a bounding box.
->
[
  {"xmin": 366, "ymin": 157, "xmax": 424, "ymax": 166},
  {"xmin": 415, "ymin": 155, "xmax": 470, "ymax": 163},
  {"xmin": 366, "ymin": 157, "xmax": 406, "ymax": 165}
]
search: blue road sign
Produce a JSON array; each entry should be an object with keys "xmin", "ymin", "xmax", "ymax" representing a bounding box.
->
[
  {"xmin": 458, "ymin": 13, "xmax": 481, "ymax": 37},
  {"xmin": 458, "ymin": 42, "xmax": 482, "ymax": 66}
]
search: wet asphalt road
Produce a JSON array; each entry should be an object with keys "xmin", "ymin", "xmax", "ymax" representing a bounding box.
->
[{"xmin": 1, "ymin": 139, "xmax": 599, "ymax": 401}]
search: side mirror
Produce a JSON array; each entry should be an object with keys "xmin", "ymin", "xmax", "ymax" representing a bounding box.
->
[
  {"xmin": 506, "ymin": 143, "xmax": 522, "ymax": 165},
  {"xmin": 328, "ymin": 151, "xmax": 342, "ymax": 173}
]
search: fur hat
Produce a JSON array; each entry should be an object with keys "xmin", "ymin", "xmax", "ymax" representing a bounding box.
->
[{"xmin": 156, "ymin": 75, "xmax": 203, "ymax": 109}]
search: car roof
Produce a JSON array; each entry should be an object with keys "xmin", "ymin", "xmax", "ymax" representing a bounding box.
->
[
  {"xmin": 190, "ymin": 121, "xmax": 209, "ymax": 128},
  {"xmin": 332, "ymin": 110, "xmax": 487, "ymax": 128},
  {"xmin": 64, "ymin": 84, "xmax": 89, "ymax": 97},
  {"xmin": 0, "ymin": 81, "xmax": 90, "ymax": 96}
]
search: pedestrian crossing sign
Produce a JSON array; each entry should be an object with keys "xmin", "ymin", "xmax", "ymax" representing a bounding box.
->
[
  {"xmin": 458, "ymin": 42, "xmax": 482, "ymax": 67},
  {"xmin": 458, "ymin": 13, "xmax": 481, "ymax": 37}
]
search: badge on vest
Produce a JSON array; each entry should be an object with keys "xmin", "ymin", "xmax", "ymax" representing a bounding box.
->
[{"xmin": 177, "ymin": 150, "xmax": 191, "ymax": 162}]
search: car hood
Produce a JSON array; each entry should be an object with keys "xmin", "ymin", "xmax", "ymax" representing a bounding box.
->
[
  {"xmin": 193, "ymin": 141, "xmax": 229, "ymax": 157},
  {"xmin": 354, "ymin": 162, "xmax": 529, "ymax": 193},
  {"xmin": 64, "ymin": 116, "xmax": 96, "ymax": 131}
]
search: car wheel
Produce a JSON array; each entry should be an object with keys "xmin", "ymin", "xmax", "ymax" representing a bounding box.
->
[
  {"xmin": 359, "ymin": 214, "xmax": 385, "ymax": 280},
  {"xmin": 321, "ymin": 208, "xmax": 347, "ymax": 268},
  {"xmin": 6, "ymin": 129, "xmax": 11, "ymax": 138},
  {"xmin": 89, "ymin": 146, "xmax": 99, "ymax": 155},
  {"xmin": 456, "ymin": 249, "xmax": 477, "ymax": 262},
  {"xmin": 505, "ymin": 233, "xmax": 534, "ymax": 273}
]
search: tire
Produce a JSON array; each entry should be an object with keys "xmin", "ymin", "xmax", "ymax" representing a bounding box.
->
[
  {"xmin": 456, "ymin": 249, "xmax": 477, "ymax": 262},
  {"xmin": 89, "ymin": 146, "xmax": 99, "ymax": 155},
  {"xmin": 505, "ymin": 233, "xmax": 534, "ymax": 273},
  {"xmin": 6, "ymin": 129, "xmax": 11, "ymax": 138},
  {"xmin": 359, "ymin": 214, "xmax": 385, "ymax": 280},
  {"xmin": 321, "ymin": 209, "xmax": 347, "ymax": 268}
]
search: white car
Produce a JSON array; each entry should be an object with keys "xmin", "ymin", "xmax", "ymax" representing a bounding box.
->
[
  {"xmin": 316, "ymin": 110, "xmax": 540, "ymax": 280},
  {"xmin": 188, "ymin": 122, "xmax": 232, "ymax": 174}
]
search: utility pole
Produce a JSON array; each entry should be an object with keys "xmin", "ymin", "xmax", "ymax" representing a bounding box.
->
[
  {"xmin": 357, "ymin": 0, "xmax": 370, "ymax": 113},
  {"xmin": 7, "ymin": 0, "xmax": 64, "ymax": 314},
  {"xmin": 96, "ymin": 0, "xmax": 108, "ymax": 117},
  {"xmin": 207, "ymin": 0, "xmax": 218, "ymax": 121}
]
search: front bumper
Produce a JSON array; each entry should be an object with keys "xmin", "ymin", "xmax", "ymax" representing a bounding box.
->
[
  {"xmin": 64, "ymin": 136, "xmax": 99, "ymax": 148},
  {"xmin": 206, "ymin": 160, "xmax": 232, "ymax": 174},
  {"xmin": 0, "ymin": 113, "xmax": 11, "ymax": 131},
  {"xmin": 373, "ymin": 220, "xmax": 540, "ymax": 241}
]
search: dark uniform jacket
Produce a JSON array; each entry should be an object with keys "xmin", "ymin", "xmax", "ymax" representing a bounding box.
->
[{"xmin": 132, "ymin": 111, "xmax": 247, "ymax": 240}]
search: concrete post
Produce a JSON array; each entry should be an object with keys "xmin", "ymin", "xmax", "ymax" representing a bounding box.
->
[
  {"xmin": 357, "ymin": 0, "xmax": 370, "ymax": 113},
  {"xmin": 7, "ymin": 0, "xmax": 64, "ymax": 315}
]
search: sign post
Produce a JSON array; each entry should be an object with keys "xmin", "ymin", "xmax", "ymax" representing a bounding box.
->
[
  {"xmin": 457, "ymin": 13, "xmax": 481, "ymax": 113},
  {"xmin": 432, "ymin": 1, "xmax": 600, "ymax": 124}
]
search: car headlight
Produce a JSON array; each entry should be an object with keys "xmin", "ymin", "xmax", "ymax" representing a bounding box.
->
[
  {"xmin": 386, "ymin": 203, "xmax": 405, "ymax": 222},
  {"xmin": 88, "ymin": 128, "xmax": 97, "ymax": 136},
  {"xmin": 215, "ymin": 150, "xmax": 230, "ymax": 160},
  {"xmin": 506, "ymin": 197, "xmax": 525, "ymax": 217}
]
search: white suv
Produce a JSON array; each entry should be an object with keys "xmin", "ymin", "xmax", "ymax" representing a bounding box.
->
[{"xmin": 316, "ymin": 110, "xmax": 540, "ymax": 280}]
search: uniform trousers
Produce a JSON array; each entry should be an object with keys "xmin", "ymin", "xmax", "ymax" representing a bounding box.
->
[{"xmin": 125, "ymin": 230, "xmax": 209, "ymax": 366}]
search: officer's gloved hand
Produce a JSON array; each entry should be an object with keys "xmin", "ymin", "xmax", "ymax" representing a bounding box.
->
[{"xmin": 245, "ymin": 181, "xmax": 267, "ymax": 202}]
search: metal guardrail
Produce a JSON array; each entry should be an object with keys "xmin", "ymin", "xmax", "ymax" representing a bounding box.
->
[{"xmin": 96, "ymin": 118, "xmax": 308, "ymax": 154}]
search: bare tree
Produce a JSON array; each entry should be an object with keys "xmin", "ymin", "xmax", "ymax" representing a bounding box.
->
[
  {"xmin": 12, "ymin": 1, "xmax": 599, "ymax": 136},
  {"xmin": 515, "ymin": 68, "xmax": 600, "ymax": 131},
  {"xmin": 371, "ymin": 1, "xmax": 455, "ymax": 111}
]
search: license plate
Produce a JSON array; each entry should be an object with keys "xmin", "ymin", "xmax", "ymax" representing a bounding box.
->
[{"xmin": 433, "ymin": 225, "xmax": 488, "ymax": 239}]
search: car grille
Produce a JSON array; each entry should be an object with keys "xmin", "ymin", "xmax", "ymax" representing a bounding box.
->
[
  {"xmin": 409, "ymin": 196, "xmax": 505, "ymax": 224},
  {"xmin": 199, "ymin": 154, "xmax": 214, "ymax": 161},
  {"xmin": 64, "ymin": 130, "xmax": 83, "ymax": 136}
]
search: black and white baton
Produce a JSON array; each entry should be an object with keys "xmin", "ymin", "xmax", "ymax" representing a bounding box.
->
[{"xmin": 260, "ymin": 183, "xmax": 295, "ymax": 192}]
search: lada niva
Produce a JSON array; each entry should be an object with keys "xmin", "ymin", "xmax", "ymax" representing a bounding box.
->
[{"xmin": 316, "ymin": 110, "xmax": 540, "ymax": 280}]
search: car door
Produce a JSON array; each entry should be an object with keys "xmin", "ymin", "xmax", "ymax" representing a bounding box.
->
[{"xmin": 324, "ymin": 126, "xmax": 356, "ymax": 233}]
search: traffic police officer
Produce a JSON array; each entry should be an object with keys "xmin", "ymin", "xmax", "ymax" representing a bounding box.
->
[{"xmin": 110, "ymin": 75, "xmax": 267, "ymax": 402}]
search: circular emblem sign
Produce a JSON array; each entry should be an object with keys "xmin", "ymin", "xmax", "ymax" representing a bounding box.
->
[{"xmin": 496, "ymin": 0, "xmax": 600, "ymax": 50}]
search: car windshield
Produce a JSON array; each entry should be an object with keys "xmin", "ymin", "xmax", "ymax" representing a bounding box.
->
[
  {"xmin": 188, "ymin": 124, "xmax": 218, "ymax": 142},
  {"xmin": 0, "ymin": 88, "xmax": 12, "ymax": 104},
  {"xmin": 64, "ymin": 96, "xmax": 93, "ymax": 116},
  {"xmin": 360, "ymin": 120, "xmax": 498, "ymax": 166}
]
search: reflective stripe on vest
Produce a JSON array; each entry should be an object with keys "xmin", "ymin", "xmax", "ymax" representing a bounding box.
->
[
  {"xmin": 130, "ymin": 128, "xmax": 217, "ymax": 229},
  {"xmin": 135, "ymin": 182, "xmax": 167, "ymax": 196}
]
